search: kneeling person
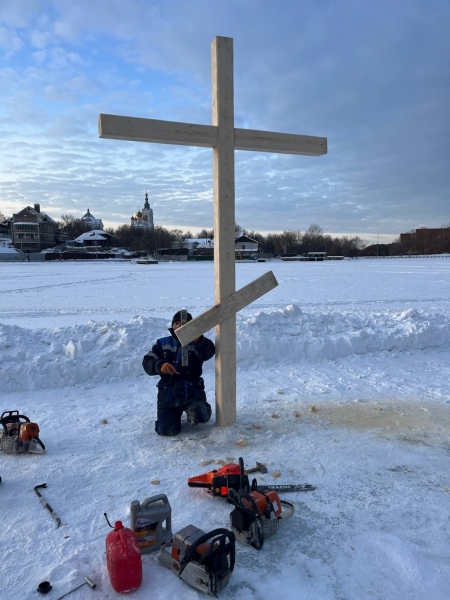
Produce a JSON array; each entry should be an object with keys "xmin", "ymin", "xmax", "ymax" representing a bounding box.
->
[{"xmin": 142, "ymin": 311, "xmax": 215, "ymax": 436}]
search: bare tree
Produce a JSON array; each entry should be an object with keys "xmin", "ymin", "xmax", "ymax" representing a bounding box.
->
[
  {"xmin": 197, "ymin": 228, "xmax": 214, "ymax": 239},
  {"xmin": 59, "ymin": 214, "xmax": 92, "ymax": 240}
]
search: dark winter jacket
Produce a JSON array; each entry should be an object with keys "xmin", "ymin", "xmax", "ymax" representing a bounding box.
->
[{"xmin": 142, "ymin": 328, "xmax": 215, "ymax": 385}]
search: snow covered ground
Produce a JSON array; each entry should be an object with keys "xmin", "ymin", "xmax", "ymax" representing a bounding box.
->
[{"xmin": 1, "ymin": 257, "xmax": 449, "ymax": 600}]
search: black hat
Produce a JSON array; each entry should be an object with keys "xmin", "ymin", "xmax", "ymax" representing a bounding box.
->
[{"xmin": 172, "ymin": 311, "xmax": 193, "ymax": 325}]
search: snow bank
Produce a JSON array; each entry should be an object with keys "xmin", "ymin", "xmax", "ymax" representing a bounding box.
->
[
  {"xmin": 237, "ymin": 304, "xmax": 450, "ymax": 364},
  {"xmin": 1, "ymin": 305, "xmax": 450, "ymax": 393}
]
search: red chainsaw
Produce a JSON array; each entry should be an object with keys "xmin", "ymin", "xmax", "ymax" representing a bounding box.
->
[
  {"xmin": 228, "ymin": 458, "xmax": 295, "ymax": 550},
  {"xmin": 187, "ymin": 458, "xmax": 315, "ymax": 498}
]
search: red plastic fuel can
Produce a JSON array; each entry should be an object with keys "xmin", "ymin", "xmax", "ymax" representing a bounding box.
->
[{"xmin": 106, "ymin": 520, "xmax": 142, "ymax": 593}]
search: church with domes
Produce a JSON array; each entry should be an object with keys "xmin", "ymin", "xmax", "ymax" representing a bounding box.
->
[{"xmin": 131, "ymin": 191, "xmax": 154, "ymax": 230}]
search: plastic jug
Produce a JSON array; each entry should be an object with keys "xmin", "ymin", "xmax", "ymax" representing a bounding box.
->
[
  {"xmin": 130, "ymin": 494, "xmax": 173, "ymax": 554},
  {"xmin": 106, "ymin": 520, "xmax": 142, "ymax": 593}
]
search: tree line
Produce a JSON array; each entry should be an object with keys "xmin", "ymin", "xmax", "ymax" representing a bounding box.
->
[{"xmin": 90, "ymin": 219, "xmax": 366, "ymax": 257}]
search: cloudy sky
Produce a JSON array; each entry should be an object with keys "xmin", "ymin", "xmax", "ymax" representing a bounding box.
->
[{"xmin": 0, "ymin": 0, "xmax": 449, "ymax": 243}]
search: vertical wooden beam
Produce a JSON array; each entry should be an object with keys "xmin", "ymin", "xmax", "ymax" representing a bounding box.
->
[{"xmin": 211, "ymin": 36, "xmax": 236, "ymax": 427}]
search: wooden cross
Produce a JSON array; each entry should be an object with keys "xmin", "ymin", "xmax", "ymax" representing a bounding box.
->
[{"xmin": 98, "ymin": 36, "xmax": 327, "ymax": 428}]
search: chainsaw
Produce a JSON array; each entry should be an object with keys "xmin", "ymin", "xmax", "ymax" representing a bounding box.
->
[
  {"xmin": 188, "ymin": 459, "xmax": 316, "ymax": 499},
  {"xmin": 158, "ymin": 525, "xmax": 235, "ymax": 596},
  {"xmin": 227, "ymin": 458, "xmax": 294, "ymax": 550},
  {"xmin": 0, "ymin": 410, "xmax": 45, "ymax": 454}
]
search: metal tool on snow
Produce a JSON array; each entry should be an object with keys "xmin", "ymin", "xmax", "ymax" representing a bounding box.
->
[
  {"xmin": 246, "ymin": 461, "xmax": 268, "ymax": 474},
  {"xmin": 33, "ymin": 483, "xmax": 62, "ymax": 528},
  {"xmin": 55, "ymin": 577, "xmax": 97, "ymax": 600}
]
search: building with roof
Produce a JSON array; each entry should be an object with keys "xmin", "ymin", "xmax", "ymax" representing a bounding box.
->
[
  {"xmin": 160, "ymin": 234, "xmax": 259, "ymax": 261},
  {"xmin": 400, "ymin": 227, "xmax": 450, "ymax": 254},
  {"xmin": 131, "ymin": 191, "xmax": 154, "ymax": 230},
  {"xmin": 12, "ymin": 204, "xmax": 65, "ymax": 252},
  {"xmin": 73, "ymin": 230, "xmax": 112, "ymax": 249},
  {"xmin": 80, "ymin": 208, "xmax": 104, "ymax": 230},
  {"xmin": 234, "ymin": 234, "xmax": 259, "ymax": 253}
]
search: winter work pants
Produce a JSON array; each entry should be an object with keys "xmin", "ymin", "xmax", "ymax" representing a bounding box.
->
[{"xmin": 155, "ymin": 378, "xmax": 212, "ymax": 436}]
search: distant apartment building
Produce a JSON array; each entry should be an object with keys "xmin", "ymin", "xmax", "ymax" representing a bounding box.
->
[{"xmin": 400, "ymin": 228, "xmax": 450, "ymax": 255}]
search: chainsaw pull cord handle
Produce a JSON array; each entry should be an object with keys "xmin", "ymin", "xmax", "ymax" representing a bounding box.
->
[{"xmin": 178, "ymin": 528, "xmax": 236, "ymax": 577}]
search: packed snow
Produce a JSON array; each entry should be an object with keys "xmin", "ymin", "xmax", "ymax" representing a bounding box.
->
[{"xmin": 1, "ymin": 258, "xmax": 449, "ymax": 600}]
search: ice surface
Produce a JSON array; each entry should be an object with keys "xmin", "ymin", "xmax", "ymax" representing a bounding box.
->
[{"xmin": 1, "ymin": 258, "xmax": 449, "ymax": 599}]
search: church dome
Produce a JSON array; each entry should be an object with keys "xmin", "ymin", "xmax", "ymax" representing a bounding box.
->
[{"xmin": 136, "ymin": 210, "xmax": 142, "ymax": 217}]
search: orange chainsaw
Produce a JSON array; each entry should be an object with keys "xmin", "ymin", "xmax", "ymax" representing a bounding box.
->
[
  {"xmin": 188, "ymin": 458, "xmax": 316, "ymax": 498},
  {"xmin": 227, "ymin": 458, "xmax": 294, "ymax": 550},
  {"xmin": 0, "ymin": 410, "xmax": 45, "ymax": 454}
]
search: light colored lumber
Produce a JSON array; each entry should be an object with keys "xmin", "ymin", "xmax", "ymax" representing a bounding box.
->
[
  {"xmin": 98, "ymin": 34, "xmax": 327, "ymax": 429},
  {"xmin": 235, "ymin": 127, "xmax": 327, "ymax": 156},
  {"xmin": 99, "ymin": 114, "xmax": 327, "ymax": 156},
  {"xmin": 212, "ymin": 36, "xmax": 236, "ymax": 428},
  {"xmin": 98, "ymin": 114, "xmax": 217, "ymax": 147},
  {"xmin": 175, "ymin": 271, "xmax": 279, "ymax": 346}
]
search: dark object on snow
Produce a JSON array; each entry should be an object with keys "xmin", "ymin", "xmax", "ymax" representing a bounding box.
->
[
  {"xmin": 246, "ymin": 461, "xmax": 268, "ymax": 474},
  {"xmin": 37, "ymin": 582, "xmax": 52, "ymax": 594},
  {"xmin": 34, "ymin": 483, "xmax": 62, "ymax": 528}
]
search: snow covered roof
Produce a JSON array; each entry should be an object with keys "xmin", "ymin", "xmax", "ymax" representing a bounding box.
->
[
  {"xmin": 0, "ymin": 246, "xmax": 22, "ymax": 253},
  {"xmin": 235, "ymin": 234, "xmax": 258, "ymax": 243},
  {"xmin": 74, "ymin": 230, "xmax": 110, "ymax": 242},
  {"xmin": 184, "ymin": 238, "xmax": 214, "ymax": 247},
  {"xmin": 40, "ymin": 213, "xmax": 57, "ymax": 224}
]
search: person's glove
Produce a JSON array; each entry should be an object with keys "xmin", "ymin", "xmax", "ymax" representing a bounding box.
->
[{"xmin": 160, "ymin": 363, "xmax": 179, "ymax": 375}]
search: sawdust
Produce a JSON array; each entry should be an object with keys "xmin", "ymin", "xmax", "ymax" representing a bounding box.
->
[{"xmin": 305, "ymin": 400, "xmax": 450, "ymax": 447}]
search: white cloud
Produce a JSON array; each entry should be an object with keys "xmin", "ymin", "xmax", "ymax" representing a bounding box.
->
[
  {"xmin": 0, "ymin": 0, "xmax": 449, "ymax": 237},
  {"xmin": 0, "ymin": 27, "xmax": 23, "ymax": 55},
  {"xmin": 0, "ymin": 0, "xmax": 43, "ymax": 28},
  {"xmin": 30, "ymin": 28, "xmax": 53, "ymax": 49}
]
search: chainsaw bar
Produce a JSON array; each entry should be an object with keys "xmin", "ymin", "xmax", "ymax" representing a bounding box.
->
[{"xmin": 256, "ymin": 484, "xmax": 316, "ymax": 493}]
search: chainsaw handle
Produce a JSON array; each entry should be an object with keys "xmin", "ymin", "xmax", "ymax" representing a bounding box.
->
[
  {"xmin": 179, "ymin": 528, "xmax": 236, "ymax": 576},
  {"xmin": 0, "ymin": 411, "xmax": 30, "ymax": 429}
]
